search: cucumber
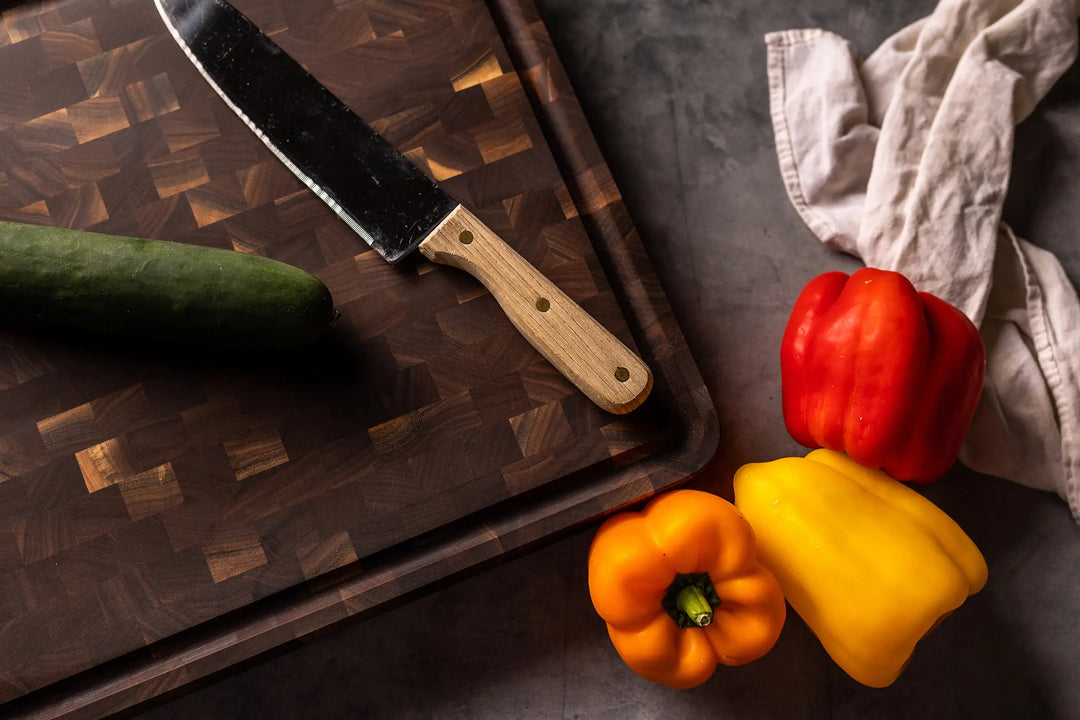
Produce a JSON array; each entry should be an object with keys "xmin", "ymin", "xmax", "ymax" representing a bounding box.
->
[{"xmin": 0, "ymin": 221, "xmax": 339, "ymax": 348}]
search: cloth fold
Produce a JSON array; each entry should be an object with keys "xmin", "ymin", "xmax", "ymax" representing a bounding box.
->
[{"xmin": 766, "ymin": 0, "xmax": 1080, "ymax": 521}]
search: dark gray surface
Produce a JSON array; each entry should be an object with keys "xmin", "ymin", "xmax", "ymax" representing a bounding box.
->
[{"xmin": 130, "ymin": 1, "xmax": 1080, "ymax": 718}]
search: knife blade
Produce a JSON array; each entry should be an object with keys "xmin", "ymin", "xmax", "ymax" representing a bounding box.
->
[{"xmin": 154, "ymin": 0, "xmax": 652, "ymax": 414}]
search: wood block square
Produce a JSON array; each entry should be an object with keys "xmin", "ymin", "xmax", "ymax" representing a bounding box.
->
[
  {"xmin": 70, "ymin": 480, "xmax": 135, "ymax": 546},
  {"xmin": 236, "ymin": 158, "xmax": 301, "ymax": 208},
  {"xmin": 124, "ymin": 72, "xmax": 179, "ymax": 123},
  {"xmin": 67, "ymin": 94, "xmax": 129, "ymax": 143},
  {"xmin": 148, "ymin": 148, "xmax": 210, "ymax": 198},
  {"xmin": 2, "ymin": 9, "xmax": 39, "ymax": 44},
  {"xmin": 509, "ymin": 401, "xmax": 574, "ymax": 456},
  {"xmin": 369, "ymin": 102, "xmax": 442, "ymax": 148},
  {"xmin": 503, "ymin": 187, "xmax": 567, "ymax": 238},
  {"xmin": 157, "ymin": 96, "xmax": 220, "ymax": 153},
  {"xmin": 77, "ymin": 45, "xmax": 129, "ymax": 98},
  {"xmin": 0, "ymin": 33, "xmax": 46, "ymax": 87},
  {"xmin": 407, "ymin": 441, "xmax": 472, "ymax": 489},
  {"xmin": 185, "ymin": 178, "xmax": 248, "ymax": 228},
  {"xmin": 89, "ymin": 0, "xmax": 160, "ymax": 52},
  {"xmin": 90, "ymin": 384, "xmax": 154, "ymax": 437},
  {"xmin": 427, "ymin": 345, "xmax": 496, "ymax": 398},
  {"xmin": 0, "ymin": 342, "xmax": 55, "ymax": 390},
  {"xmin": 450, "ymin": 47, "xmax": 504, "ymax": 92},
  {"xmin": 477, "ymin": 327, "xmax": 538, "ymax": 378},
  {"xmin": 273, "ymin": 189, "xmax": 328, "ymax": 230},
  {"xmin": 118, "ymin": 463, "xmax": 183, "ymax": 521},
  {"xmin": 378, "ymin": 363, "xmax": 442, "ymax": 418},
  {"xmin": 76, "ymin": 436, "xmax": 139, "ymax": 493},
  {"xmin": 1, "ymin": 144, "xmax": 70, "ymax": 205},
  {"xmin": 543, "ymin": 257, "xmax": 600, "ymax": 303},
  {"xmin": 282, "ymin": 1, "xmax": 374, "ymax": 53},
  {"xmin": 37, "ymin": 402, "xmax": 97, "ymax": 452},
  {"xmin": 179, "ymin": 392, "xmax": 242, "ymax": 446},
  {"xmin": 202, "ymin": 527, "xmax": 267, "ymax": 583},
  {"xmin": 434, "ymin": 294, "xmax": 503, "ymax": 346},
  {"xmin": 22, "ymin": 506, "xmax": 77, "ymax": 564},
  {"xmin": 297, "ymin": 530, "xmax": 358, "ymax": 580},
  {"xmin": 421, "ymin": 132, "xmax": 485, "ymax": 182},
  {"xmin": 29, "ymin": 65, "xmax": 90, "ymax": 116},
  {"xmin": 461, "ymin": 422, "xmax": 523, "ymax": 475},
  {"xmin": 368, "ymin": 392, "xmax": 483, "ymax": 461},
  {"xmin": 21, "ymin": 109, "xmax": 79, "ymax": 153},
  {"xmin": 473, "ymin": 114, "xmax": 532, "ymax": 165},
  {"xmin": 40, "ymin": 18, "xmax": 101, "ymax": 68},
  {"xmin": 96, "ymin": 164, "xmax": 157, "ymax": 218},
  {"xmin": 385, "ymin": 317, "xmax": 458, "ymax": 371},
  {"xmin": 222, "ymin": 426, "xmax": 289, "ymax": 481},
  {"xmin": 539, "ymin": 218, "xmax": 591, "ymax": 268},
  {"xmin": 361, "ymin": 245, "xmax": 416, "ymax": 289},
  {"xmin": 0, "ymin": 427, "xmax": 47, "ymax": 482},
  {"xmin": 45, "ymin": 181, "xmax": 109, "ymax": 228},
  {"xmin": 480, "ymin": 72, "xmax": 526, "ymax": 118},
  {"xmin": 133, "ymin": 192, "xmax": 198, "ymax": 238},
  {"xmin": 469, "ymin": 374, "xmax": 534, "ymax": 426},
  {"xmin": 57, "ymin": 135, "xmax": 122, "ymax": 184}
]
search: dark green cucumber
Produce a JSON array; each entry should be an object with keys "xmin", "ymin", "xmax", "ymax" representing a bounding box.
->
[{"xmin": 0, "ymin": 221, "xmax": 339, "ymax": 348}]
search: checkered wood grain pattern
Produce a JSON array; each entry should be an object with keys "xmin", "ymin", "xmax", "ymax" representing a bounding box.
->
[{"xmin": 0, "ymin": 0, "xmax": 716, "ymax": 714}]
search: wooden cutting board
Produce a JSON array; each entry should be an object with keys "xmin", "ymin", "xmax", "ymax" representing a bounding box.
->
[{"xmin": 0, "ymin": 0, "xmax": 717, "ymax": 716}]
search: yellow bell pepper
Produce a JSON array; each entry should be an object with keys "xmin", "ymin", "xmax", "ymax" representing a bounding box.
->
[{"xmin": 733, "ymin": 449, "xmax": 987, "ymax": 688}]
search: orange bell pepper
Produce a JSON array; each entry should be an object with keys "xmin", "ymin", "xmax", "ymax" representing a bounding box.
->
[{"xmin": 587, "ymin": 490, "xmax": 786, "ymax": 689}]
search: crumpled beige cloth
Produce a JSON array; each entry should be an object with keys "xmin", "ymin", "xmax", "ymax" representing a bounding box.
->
[{"xmin": 766, "ymin": 0, "xmax": 1080, "ymax": 521}]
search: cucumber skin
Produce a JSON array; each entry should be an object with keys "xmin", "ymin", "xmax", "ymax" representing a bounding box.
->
[{"xmin": 0, "ymin": 222, "xmax": 339, "ymax": 348}]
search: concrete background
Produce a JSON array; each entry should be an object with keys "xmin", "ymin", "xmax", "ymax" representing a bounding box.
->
[{"xmin": 130, "ymin": 0, "xmax": 1080, "ymax": 717}]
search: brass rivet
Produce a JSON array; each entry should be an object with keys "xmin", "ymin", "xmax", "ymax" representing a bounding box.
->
[
  {"xmin": 459, "ymin": 230, "xmax": 474, "ymax": 244},
  {"xmin": 614, "ymin": 367, "xmax": 630, "ymax": 382},
  {"xmin": 535, "ymin": 297, "xmax": 550, "ymax": 312}
]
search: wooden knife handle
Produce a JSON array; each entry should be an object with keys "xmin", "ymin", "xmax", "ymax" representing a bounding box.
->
[{"xmin": 419, "ymin": 205, "xmax": 652, "ymax": 414}]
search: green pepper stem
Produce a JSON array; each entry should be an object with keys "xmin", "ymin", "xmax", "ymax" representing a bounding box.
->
[{"xmin": 675, "ymin": 584, "xmax": 713, "ymax": 627}]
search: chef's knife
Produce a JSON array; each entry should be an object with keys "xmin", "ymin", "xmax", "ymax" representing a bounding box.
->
[{"xmin": 153, "ymin": 0, "xmax": 651, "ymax": 414}]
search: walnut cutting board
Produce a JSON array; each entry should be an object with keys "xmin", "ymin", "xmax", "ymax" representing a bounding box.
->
[{"xmin": 0, "ymin": 0, "xmax": 717, "ymax": 716}]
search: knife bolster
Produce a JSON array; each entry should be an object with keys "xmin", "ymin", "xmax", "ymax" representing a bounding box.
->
[{"xmin": 419, "ymin": 205, "xmax": 652, "ymax": 414}]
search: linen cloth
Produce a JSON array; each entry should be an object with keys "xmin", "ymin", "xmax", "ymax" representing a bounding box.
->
[{"xmin": 766, "ymin": 0, "xmax": 1080, "ymax": 520}]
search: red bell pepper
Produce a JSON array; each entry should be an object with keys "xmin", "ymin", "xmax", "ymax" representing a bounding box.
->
[{"xmin": 781, "ymin": 268, "xmax": 985, "ymax": 482}]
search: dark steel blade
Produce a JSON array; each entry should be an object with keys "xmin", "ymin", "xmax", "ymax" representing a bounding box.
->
[{"xmin": 154, "ymin": 0, "xmax": 457, "ymax": 263}]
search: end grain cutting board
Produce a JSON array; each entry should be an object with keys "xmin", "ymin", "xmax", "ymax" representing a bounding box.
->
[{"xmin": 0, "ymin": 0, "xmax": 718, "ymax": 716}]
